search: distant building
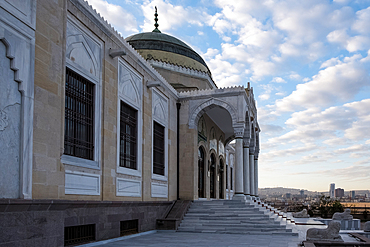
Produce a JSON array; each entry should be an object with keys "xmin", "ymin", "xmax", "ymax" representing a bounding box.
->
[
  {"xmin": 300, "ymin": 190, "xmax": 304, "ymax": 198},
  {"xmin": 350, "ymin": 191, "xmax": 356, "ymax": 199},
  {"xmin": 285, "ymin": 193, "xmax": 291, "ymax": 199},
  {"xmin": 334, "ymin": 188, "xmax": 344, "ymax": 198},
  {"xmin": 330, "ymin": 183, "xmax": 335, "ymax": 198}
]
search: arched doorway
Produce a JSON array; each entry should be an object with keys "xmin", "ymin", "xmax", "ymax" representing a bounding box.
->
[
  {"xmin": 198, "ymin": 147, "xmax": 205, "ymax": 198},
  {"xmin": 210, "ymin": 153, "xmax": 216, "ymax": 199},
  {"xmin": 219, "ymin": 159, "xmax": 224, "ymax": 199}
]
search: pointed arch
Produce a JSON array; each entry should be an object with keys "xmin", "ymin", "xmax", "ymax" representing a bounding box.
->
[{"xmin": 189, "ymin": 98, "xmax": 238, "ymax": 129}]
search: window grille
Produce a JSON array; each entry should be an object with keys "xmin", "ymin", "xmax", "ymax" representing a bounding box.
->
[
  {"xmin": 120, "ymin": 219, "xmax": 138, "ymax": 236},
  {"xmin": 64, "ymin": 68, "xmax": 94, "ymax": 160},
  {"xmin": 120, "ymin": 101, "xmax": 137, "ymax": 169},
  {"xmin": 64, "ymin": 224, "xmax": 95, "ymax": 246},
  {"xmin": 153, "ymin": 121, "xmax": 165, "ymax": 175}
]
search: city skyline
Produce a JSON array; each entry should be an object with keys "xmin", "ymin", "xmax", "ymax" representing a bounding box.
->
[{"xmin": 87, "ymin": 0, "xmax": 370, "ymax": 191}]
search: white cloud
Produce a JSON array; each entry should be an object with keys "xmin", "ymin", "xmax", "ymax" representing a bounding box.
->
[
  {"xmin": 140, "ymin": 0, "xmax": 206, "ymax": 32},
  {"xmin": 289, "ymin": 72, "xmax": 301, "ymax": 80},
  {"xmin": 352, "ymin": 7, "xmax": 370, "ymax": 34},
  {"xmin": 271, "ymin": 77, "xmax": 286, "ymax": 83},
  {"xmin": 320, "ymin": 57, "xmax": 341, "ymax": 69},
  {"xmin": 87, "ymin": 0, "xmax": 138, "ymax": 35},
  {"xmin": 275, "ymin": 54, "xmax": 370, "ymax": 112}
]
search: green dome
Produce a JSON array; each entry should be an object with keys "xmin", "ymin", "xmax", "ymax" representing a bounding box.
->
[{"xmin": 125, "ymin": 32, "xmax": 210, "ymax": 73}]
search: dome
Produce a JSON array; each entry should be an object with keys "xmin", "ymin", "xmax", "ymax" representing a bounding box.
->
[{"xmin": 125, "ymin": 32, "xmax": 211, "ymax": 74}]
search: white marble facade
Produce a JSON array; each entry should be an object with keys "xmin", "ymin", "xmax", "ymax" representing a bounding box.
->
[{"xmin": 0, "ymin": 0, "xmax": 35, "ymax": 199}]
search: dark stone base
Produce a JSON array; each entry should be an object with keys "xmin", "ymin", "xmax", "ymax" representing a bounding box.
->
[{"xmin": 0, "ymin": 199, "xmax": 172, "ymax": 247}]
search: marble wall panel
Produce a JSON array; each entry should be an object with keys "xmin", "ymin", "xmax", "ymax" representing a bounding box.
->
[{"xmin": 0, "ymin": 41, "xmax": 21, "ymax": 198}]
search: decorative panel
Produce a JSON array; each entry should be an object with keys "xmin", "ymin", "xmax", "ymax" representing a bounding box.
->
[
  {"xmin": 0, "ymin": 41, "xmax": 21, "ymax": 198},
  {"xmin": 116, "ymin": 178, "xmax": 141, "ymax": 197},
  {"xmin": 152, "ymin": 90, "xmax": 168, "ymax": 126},
  {"xmin": 65, "ymin": 170, "xmax": 100, "ymax": 195},
  {"xmin": 151, "ymin": 181, "xmax": 168, "ymax": 198},
  {"xmin": 1, "ymin": 0, "xmax": 36, "ymax": 28},
  {"xmin": 118, "ymin": 62, "xmax": 142, "ymax": 108},
  {"xmin": 66, "ymin": 20, "xmax": 101, "ymax": 80}
]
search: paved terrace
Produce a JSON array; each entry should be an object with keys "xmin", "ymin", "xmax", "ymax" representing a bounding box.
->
[
  {"xmin": 81, "ymin": 200, "xmax": 368, "ymax": 247},
  {"xmin": 82, "ymin": 231, "xmax": 301, "ymax": 247}
]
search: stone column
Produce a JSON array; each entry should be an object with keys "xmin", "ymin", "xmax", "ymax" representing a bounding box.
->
[
  {"xmin": 254, "ymin": 157, "xmax": 258, "ymax": 198},
  {"xmin": 243, "ymin": 139, "xmax": 250, "ymax": 200},
  {"xmin": 249, "ymin": 153, "xmax": 255, "ymax": 197},
  {"xmin": 233, "ymin": 129, "xmax": 244, "ymax": 201}
]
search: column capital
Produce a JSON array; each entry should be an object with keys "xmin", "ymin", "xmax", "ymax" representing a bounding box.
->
[
  {"xmin": 243, "ymin": 138, "xmax": 250, "ymax": 148},
  {"xmin": 234, "ymin": 127, "xmax": 244, "ymax": 138}
]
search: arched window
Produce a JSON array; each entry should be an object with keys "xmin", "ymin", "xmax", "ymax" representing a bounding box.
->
[
  {"xmin": 198, "ymin": 147, "xmax": 205, "ymax": 198},
  {"xmin": 210, "ymin": 153, "xmax": 216, "ymax": 199}
]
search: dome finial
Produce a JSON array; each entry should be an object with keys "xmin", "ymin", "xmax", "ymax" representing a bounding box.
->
[{"xmin": 153, "ymin": 6, "xmax": 161, "ymax": 33}]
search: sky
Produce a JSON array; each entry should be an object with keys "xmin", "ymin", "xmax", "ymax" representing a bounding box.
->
[{"xmin": 86, "ymin": 0, "xmax": 370, "ymax": 192}]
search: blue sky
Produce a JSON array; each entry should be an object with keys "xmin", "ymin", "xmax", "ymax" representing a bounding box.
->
[{"xmin": 87, "ymin": 0, "xmax": 370, "ymax": 192}]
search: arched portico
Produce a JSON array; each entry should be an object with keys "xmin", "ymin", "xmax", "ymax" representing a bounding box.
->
[{"xmin": 178, "ymin": 87, "xmax": 260, "ymax": 201}]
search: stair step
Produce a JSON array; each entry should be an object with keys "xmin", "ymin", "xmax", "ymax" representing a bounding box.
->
[{"xmin": 178, "ymin": 200, "xmax": 294, "ymax": 236}]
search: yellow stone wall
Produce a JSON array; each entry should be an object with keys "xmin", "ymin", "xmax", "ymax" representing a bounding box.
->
[{"xmin": 32, "ymin": 0, "xmax": 178, "ymax": 202}]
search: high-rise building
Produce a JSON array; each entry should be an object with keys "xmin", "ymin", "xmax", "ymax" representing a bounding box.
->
[
  {"xmin": 350, "ymin": 191, "xmax": 356, "ymax": 199},
  {"xmin": 334, "ymin": 188, "xmax": 344, "ymax": 198},
  {"xmin": 329, "ymin": 183, "xmax": 335, "ymax": 198}
]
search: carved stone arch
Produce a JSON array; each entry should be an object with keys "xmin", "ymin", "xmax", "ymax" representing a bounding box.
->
[
  {"xmin": 189, "ymin": 98, "xmax": 238, "ymax": 130},
  {"xmin": 153, "ymin": 97, "xmax": 166, "ymax": 122},
  {"xmin": 66, "ymin": 34, "xmax": 99, "ymax": 77},
  {"xmin": 118, "ymin": 62, "xmax": 142, "ymax": 108},
  {"xmin": 152, "ymin": 91, "xmax": 168, "ymax": 126}
]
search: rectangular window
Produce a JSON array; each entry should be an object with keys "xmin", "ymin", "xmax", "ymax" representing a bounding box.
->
[
  {"xmin": 64, "ymin": 224, "xmax": 95, "ymax": 246},
  {"xmin": 120, "ymin": 219, "xmax": 138, "ymax": 236},
  {"xmin": 64, "ymin": 68, "xmax": 94, "ymax": 160},
  {"xmin": 153, "ymin": 121, "xmax": 165, "ymax": 175},
  {"xmin": 120, "ymin": 101, "xmax": 137, "ymax": 169}
]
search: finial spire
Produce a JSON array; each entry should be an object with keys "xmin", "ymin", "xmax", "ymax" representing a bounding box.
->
[{"xmin": 153, "ymin": 6, "xmax": 161, "ymax": 33}]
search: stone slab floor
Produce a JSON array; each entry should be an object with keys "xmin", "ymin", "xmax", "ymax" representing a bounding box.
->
[{"xmin": 82, "ymin": 231, "xmax": 301, "ymax": 247}]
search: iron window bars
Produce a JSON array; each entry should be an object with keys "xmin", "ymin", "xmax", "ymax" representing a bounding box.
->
[
  {"xmin": 64, "ymin": 68, "xmax": 94, "ymax": 160},
  {"xmin": 153, "ymin": 121, "xmax": 165, "ymax": 175},
  {"xmin": 119, "ymin": 101, "xmax": 137, "ymax": 169}
]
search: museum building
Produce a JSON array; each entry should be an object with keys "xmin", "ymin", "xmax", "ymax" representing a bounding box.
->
[{"xmin": 0, "ymin": 0, "xmax": 260, "ymax": 245}]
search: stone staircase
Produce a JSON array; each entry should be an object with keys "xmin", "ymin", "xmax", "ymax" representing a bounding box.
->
[{"xmin": 177, "ymin": 199, "xmax": 297, "ymax": 235}]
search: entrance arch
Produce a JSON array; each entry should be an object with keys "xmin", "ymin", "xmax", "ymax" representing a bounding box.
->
[
  {"xmin": 210, "ymin": 153, "xmax": 216, "ymax": 199},
  {"xmin": 219, "ymin": 158, "xmax": 224, "ymax": 199},
  {"xmin": 198, "ymin": 146, "xmax": 205, "ymax": 198}
]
